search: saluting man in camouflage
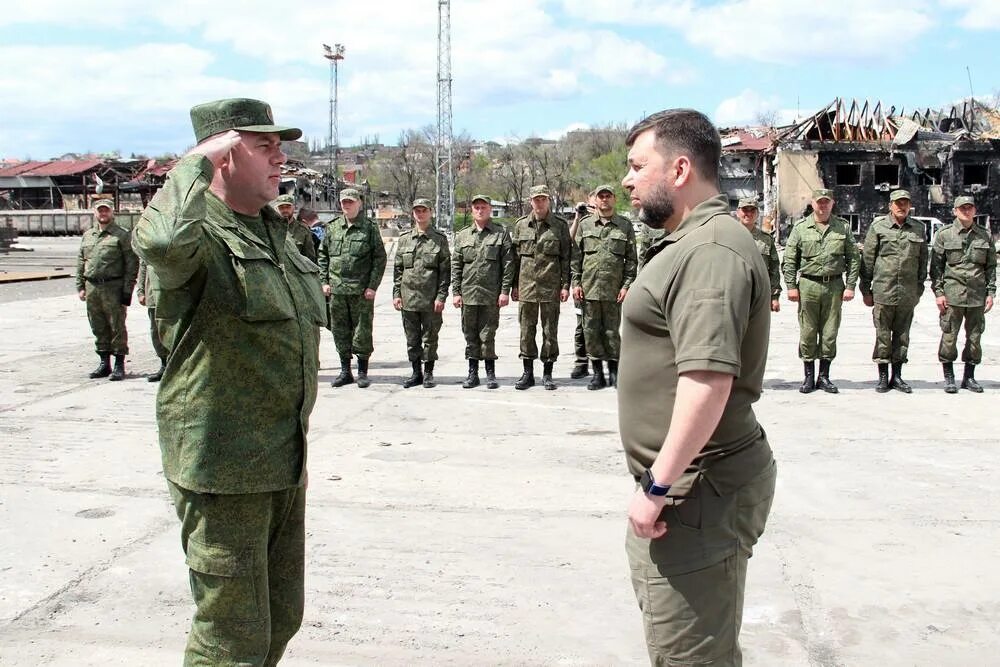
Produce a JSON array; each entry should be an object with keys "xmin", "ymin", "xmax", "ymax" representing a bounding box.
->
[
  {"xmin": 735, "ymin": 197, "xmax": 781, "ymax": 313},
  {"xmin": 273, "ymin": 193, "xmax": 317, "ymax": 263},
  {"xmin": 133, "ymin": 99, "xmax": 323, "ymax": 666},
  {"xmin": 782, "ymin": 188, "xmax": 860, "ymax": 393},
  {"xmin": 930, "ymin": 195, "xmax": 996, "ymax": 393},
  {"xmin": 861, "ymin": 189, "xmax": 928, "ymax": 393},
  {"xmin": 136, "ymin": 258, "xmax": 167, "ymax": 382},
  {"xmin": 571, "ymin": 184, "xmax": 637, "ymax": 389},
  {"xmin": 318, "ymin": 187, "xmax": 387, "ymax": 388},
  {"xmin": 75, "ymin": 198, "xmax": 139, "ymax": 381},
  {"xmin": 452, "ymin": 194, "xmax": 514, "ymax": 389},
  {"xmin": 393, "ymin": 198, "xmax": 451, "ymax": 388},
  {"xmin": 510, "ymin": 184, "xmax": 571, "ymax": 390}
]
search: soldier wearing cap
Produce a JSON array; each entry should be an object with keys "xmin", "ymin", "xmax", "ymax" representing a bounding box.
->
[
  {"xmin": 136, "ymin": 258, "xmax": 167, "ymax": 381},
  {"xmin": 736, "ymin": 196, "xmax": 781, "ymax": 312},
  {"xmin": 132, "ymin": 98, "xmax": 322, "ymax": 665},
  {"xmin": 393, "ymin": 198, "xmax": 451, "ymax": 388},
  {"xmin": 452, "ymin": 194, "xmax": 514, "ymax": 388},
  {"xmin": 318, "ymin": 187, "xmax": 387, "ymax": 388},
  {"xmin": 75, "ymin": 198, "xmax": 139, "ymax": 381},
  {"xmin": 861, "ymin": 189, "xmax": 928, "ymax": 392},
  {"xmin": 568, "ymin": 193, "xmax": 596, "ymax": 380},
  {"xmin": 930, "ymin": 195, "xmax": 996, "ymax": 393},
  {"xmin": 782, "ymin": 188, "xmax": 860, "ymax": 393},
  {"xmin": 273, "ymin": 193, "xmax": 317, "ymax": 263},
  {"xmin": 571, "ymin": 184, "xmax": 637, "ymax": 389},
  {"xmin": 510, "ymin": 184, "xmax": 572, "ymax": 390}
]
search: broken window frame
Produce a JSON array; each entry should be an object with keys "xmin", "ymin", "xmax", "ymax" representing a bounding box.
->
[
  {"xmin": 842, "ymin": 214, "xmax": 861, "ymax": 236},
  {"xmin": 873, "ymin": 164, "xmax": 900, "ymax": 188},
  {"xmin": 918, "ymin": 168, "xmax": 943, "ymax": 186},
  {"xmin": 835, "ymin": 163, "xmax": 861, "ymax": 187},
  {"xmin": 963, "ymin": 164, "xmax": 989, "ymax": 187}
]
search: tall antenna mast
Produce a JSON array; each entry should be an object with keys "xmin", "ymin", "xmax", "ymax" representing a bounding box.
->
[{"xmin": 436, "ymin": 0, "xmax": 454, "ymax": 231}]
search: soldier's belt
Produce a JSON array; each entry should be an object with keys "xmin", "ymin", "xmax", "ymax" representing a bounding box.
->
[
  {"xmin": 84, "ymin": 276, "xmax": 124, "ymax": 285},
  {"xmin": 800, "ymin": 274, "xmax": 839, "ymax": 284}
]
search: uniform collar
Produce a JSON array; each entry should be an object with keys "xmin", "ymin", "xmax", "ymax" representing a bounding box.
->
[{"xmin": 660, "ymin": 193, "xmax": 730, "ymax": 245}]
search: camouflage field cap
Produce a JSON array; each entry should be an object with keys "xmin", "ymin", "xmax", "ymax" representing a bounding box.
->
[
  {"xmin": 889, "ymin": 189, "xmax": 911, "ymax": 202},
  {"xmin": 272, "ymin": 194, "xmax": 294, "ymax": 207},
  {"xmin": 471, "ymin": 194, "xmax": 491, "ymax": 204},
  {"xmin": 339, "ymin": 187, "xmax": 362, "ymax": 202},
  {"xmin": 93, "ymin": 198, "xmax": 114, "ymax": 210},
  {"xmin": 190, "ymin": 98, "xmax": 302, "ymax": 144},
  {"xmin": 592, "ymin": 184, "xmax": 615, "ymax": 196},
  {"xmin": 954, "ymin": 195, "xmax": 976, "ymax": 208},
  {"xmin": 811, "ymin": 188, "xmax": 834, "ymax": 201},
  {"xmin": 529, "ymin": 184, "xmax": 551, "ymax": 199},
  {"xmin": 412, "ymin": 198, "xmax": 432, "ymax": 209},
  {"xmin": 737, "ymin": 196, "xmax": 759, "ymax": 209}
]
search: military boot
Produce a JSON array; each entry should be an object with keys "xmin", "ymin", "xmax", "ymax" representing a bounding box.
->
[
  {"xmin": 332, "ymin": 357, "xmax": 354, "ymax": 387},
  {"xmin": 422, "ymin": 361, "xmax": 435, "ymax": 389},
  {"xmin": 942, "ymin": 362, "xmax": 958, "ymax": 394},
  {"xmin": 484, "ymin": 359, "xmax": 498, "ymax": 389},
  {"xmin": 961, "ymin": 362, "xmax": 983, "ymax": 393},
  {"xmin": 89, "ymin": 353, "xmax": 111, "ymax": 379},
  {"xmin": 587, "ymin": 360, "xmax": 607, "ymax": 391},
  {"xmin": 109, "ymin": 355, "xmax": 126, "ymax": 381},
  {"xmin": 515, "ymin": 359, "xmax": 535, "ymax": 390},
  {"xmin": 890, "ymin": 362, "xmax": 911, "ymax": 393},
  {"xmin": 147, "ymin": 357, "xmax": 166, "ymax": 383},
  {"xmin": 356, "ymin": 357, "xmax": 371, "ymax": 388},
  {"xmin": 816, "ymin": 359, "xmax": 839, "ymax": 394},
  {"xmin": 462, "ymin": 359, "xmax": 480, "ymax": 388},
  {"xmin": 799, "ymin": 360, "xmax": 816, "ymax": 394},
  {"xmin": 607, "ymin": 360, "xmax": 619, "ymax": 388},
  {"xmin": 570, "ymin": 361, "xmax": 589, "ymax": 379},
  {"xmin": 403, "ymin": 361, "xmax": 423, "ymax": 388},
  {"xmin": 875, "ymin": 363, "xmax": 890, "ymax": 393},
  {"xmin": 542, "ymin": 362, "xmax": 556, "ymax": 390}
]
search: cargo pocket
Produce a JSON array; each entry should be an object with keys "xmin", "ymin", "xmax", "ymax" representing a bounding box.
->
[
  {"xmin": 185, "ymin": 537, "xmax": 263, "ymax": 623},
  {"xmin": 462, "ymin": 245, "xmax": 476, "ymax": 263},
  {"xmin": 400, "ymin": 252, "xmax": 415, "ymax": 268},
  {"xmin": 287, "ymin": 250, "xmax": 327, "ymax": 326},
  {"xmin": 970, "ymin": 240, "xmax": 990, "ymax": 265},
  {"xmin": 224, "ymin": 239, "xmax": 296, "ymax": 322},
  {"xmin": 609, "ymin": 236, "xmax": 629, "ymax": 256}
]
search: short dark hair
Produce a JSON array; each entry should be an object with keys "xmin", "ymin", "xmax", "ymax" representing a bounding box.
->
[
  {"xmin": 298, "ymin": 207, "xmax": 318, "ymax": 222},
  {"xmin": 625, "ymin": 109, "xmax": 721, "ymax": 182}
]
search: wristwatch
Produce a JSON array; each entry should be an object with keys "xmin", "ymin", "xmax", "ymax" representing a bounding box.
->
[{"xmin": 640, "ymin": 469, "xmax": 671, "ymax": 497}]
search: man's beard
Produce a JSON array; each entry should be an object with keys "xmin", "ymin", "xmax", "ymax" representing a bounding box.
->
[{"xmin": 636, "ymin": 181, "xmax": 674, "ymax": 230}]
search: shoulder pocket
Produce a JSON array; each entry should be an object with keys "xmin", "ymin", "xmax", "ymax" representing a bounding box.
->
[
  {"xmin": 222, "ymin": 237, "xmax": 295, "ymax": 322},
  {"xmin": 485, "ymin": 245, "xmax": 500, "ymax": 261}
]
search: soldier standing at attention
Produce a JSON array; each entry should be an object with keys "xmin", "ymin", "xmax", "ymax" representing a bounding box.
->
[
  {"xmin": 274, "ymin": 193, "xmax": 318, "ymax": 263},
  {"xmin": 452, "ymin": 194, "xmax": 514, "ymax": 389},
  {"xmin": 930, "ymin": 196, "xmax": 996, "ymax": 393},
  {"xmin": 136, "ymin": 258, "xmax": 167, "ymax": 382},
  {"xmin": 781, "ymin": 189, "xmax": 860, "ymax": 393},
  {"xmin": 735, "ymin": 197, "xmax": 781, "ymax": 313},
  {"xmin": 571, "ymin": 184, "xmax": 637, "ymax": 389},
  {"xmin": 619, "ymin": 108, "xmax": 776, "ymax": 666},
  {"xmin": 860, "ymin": 189, "xmax": 928, "ymax": 393},
  {"xmin": 510, "ymin": 184, "xmax": 571, "ymax": 390},
  {"xmin": 133, "ymin": 99, "xmax": 323, "ymax": 665},
  {"xmin": 318, "ymin": 187, "xmax": 387, "ymax": 388},
  {"xmin": 568, "ymin": 194, "xmax": 596, "ymax": 380},
  {"xmin": 75, "ymin": 198, "xmax": 139, "ymax": 381},
  {"xmin": 392, "ymin": 198, "xmax": 451, "ymax": 388}
]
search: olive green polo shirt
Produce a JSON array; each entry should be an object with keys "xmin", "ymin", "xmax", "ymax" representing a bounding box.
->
[
  {"xmin": 618, "ymin": 194, "xmax": 772, "ymax": 493},
  {"xmin": 930, "ymin": 220, "xmax": 997, "ymax": 307}
]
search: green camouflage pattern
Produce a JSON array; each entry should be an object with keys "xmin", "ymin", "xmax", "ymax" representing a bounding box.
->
[
  {"xmin": 930, "ymin": 220, "xmax": 997, "ymax": 307},
  {"xmin": 781, "ymin": 214, "xmax": 860, "ymax": 290},
  {"xmin": 132, "ymin": 155, "xmax": 323, "ymax": 495},
  {"xmin": 954, "ymin": 195, "xmax": 976, "ymax": 208},
  {"xmin": 938, "ymin": 305, "xmax": 986, "ymax": 364},
  {"xmin": 451, "ymin": 221, "xmax": 514, "ymax": 305},
  {"xmin": 750, "ymin": 227, "xmax": 782, "ymax": 297},
  {"xmin": 796, "ymin": 276, "xmax": 845, "ymax": 360},
  {"xmin": 137, "ymin": 260, "xmax": 168, "ymax": 359},
  {"xmin": 860, "ymin": 215, "xmax": 928, "ymax": 306},
  {"xmin": 287, "ymin": 220, "xmax": 318, "ymax": 263},
  {"xmin": 393, "ymin": 227, "xmax": 451, "ymax": 311},
  {"xmin": 518, "ymin": 300, "xmax": 561, "ymax": 361},
  {"xmin": 85, "ymin": 283, "xmax": 129, "ymax": 355},
  {"xmin": 581, "ymin": 299, "xmax": 621, "ymax": 360},
  {"xmin": 510, "ymin": 213, "xmax": 571, "ymax": 302},
  {"xmin": 871, "ymin": 303, "xmax": 915, "ymax": 363},
  {"xmin": 317, "ymin": 213, "xmax": 387, "ymax": 296},
  {"xmin": 571, "ymin": 214, "xmax": 637, "ymax": 300},
  {"xmin": 636, "ymin": 224, "xmax": 666, "ymax": 271},
  {"xmin": 189, "ymin": 98, "xmax": 301, "ymax": 143},
  {"xmin": 75, "ymin": 220, "xmax": 139, "ymax": 293},
  {"xmin": 330, "ymin": 292, "xmax": 375, "ymax": 358},
  {"xmin": 461, "ymin": 304, "xmax": 500, "ymax": 360},
  {"xmin": 401, "ymin": 309, "xmax": 443, "ymax": 362}
]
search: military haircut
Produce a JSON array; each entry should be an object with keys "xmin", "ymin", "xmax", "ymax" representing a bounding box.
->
[
  {"xmin": 298, "ymin": 207, "xmax": 318, "ymax": 223},
  {"xmin": 625, "ymin": 108, "xmax": 721, "ymax": 183}
]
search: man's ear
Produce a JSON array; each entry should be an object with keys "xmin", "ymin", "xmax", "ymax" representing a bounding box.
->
[{"xmin": 672, "ymin": 155, "xmax": 693, "ymax": 189}]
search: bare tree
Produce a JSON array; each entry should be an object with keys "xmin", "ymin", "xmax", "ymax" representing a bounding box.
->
[
  {"xmin": 752, "ymin": 109, "xmax": 780, "ymax": 128},
  {"xmin": 368, "ymin": 130, "xmax": 434, "ymax": 212}
]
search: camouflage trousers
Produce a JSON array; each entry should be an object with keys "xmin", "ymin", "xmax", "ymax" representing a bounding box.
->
[
  {"xmin": 872, "ymin": 303, "xmax": 915, "ymax": 364},
  {"xmin": 518, "ymin": 300, "xmax": 560, "ymax": 362},
  {"xmin": 582, "ymin": 299, "xmax": 622, "ymax": 361},
  {"xmin": 85, "ymin": 282, "xmax": 128, "ymax": 355},
  {"xmin": 147, "ymin": 308, "xmax": 168, "ymax": 360},
  {"xmin": 461, "ymin": 304, "xmax": 500, "ymax": 360},
  {"xmin": 167, "ymin": 481, "xmax": 305, "ymax": 667},
  {"xmin": 401, "ymin": 309, "xmax": 443, "ymax": 362},
  {"xmin": 573, "ymin": 299, "xmax": 587, "ymax": 364},
  {"xmin": 938, "ymin": 305, "xmax": 986, "ymax": 364},
  {"xmin": 797, "ymin": 277, "xmax": 844, "ymax": 361},
  {"xmin": 330, "ymin": 293, "xmax": 375, "ymax": 359}
]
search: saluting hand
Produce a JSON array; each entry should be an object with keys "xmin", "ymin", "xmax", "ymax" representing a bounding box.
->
[
  {"xmin": 186, "ymin": 129, "xmax": 241, "ymax": 169},
  {"xmin": 628, "ymin": 490, "xmax": 668, "ymax": 539}
]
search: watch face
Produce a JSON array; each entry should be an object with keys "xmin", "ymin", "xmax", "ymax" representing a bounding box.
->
[{"xmin": 640, "ymin": 468, "xmax": 654, "ymax": 493}]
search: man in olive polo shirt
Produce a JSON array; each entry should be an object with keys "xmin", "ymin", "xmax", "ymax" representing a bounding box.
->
[{"xmin": 619, "ymin": 108, "xmax": 776, "ymax": 666}]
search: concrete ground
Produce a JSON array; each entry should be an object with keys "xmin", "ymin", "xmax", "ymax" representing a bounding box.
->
[{"xmin": 1, "ymin": 237, "xmax": 999, "ymax": 666}]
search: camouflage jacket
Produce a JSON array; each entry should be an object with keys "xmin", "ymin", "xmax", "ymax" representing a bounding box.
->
[
  {"xmin": 930, "ymin": 220, "xmax": 997, "ymax": 307},
  {"xmin": 451, "ymin": 221, "xmax": 514, "ymax": 306},
  {"xmin": 317, "ymin": 213, "xmax": 387, "ymax": 295},
  {"xmin": 132, "ymin": 155, "xmax": 324, "ymax": 495},
  {"xmin": 510, "ymin": 213, "xmax": 571, "ymax": 302},
  {"xmin": 136, "ymin": 258, "xmax": 158, "ymax": 309},
  {"xmin": 636, "ymin": 224, "xmax": 667, "ymax": 271},
  {"xmin": 393, "ymin": 226, "xmax": 451, "ymax": 311},
  {"xmin": 75, "ymin": 221, "xmax": 139, "ymax": 297},
  {"xmin": 571, "ymin": 213, "xmax": 637, "ymax": 300},
  {"xmin": 750, "ymin": 226, "xmax": 782, "ymax": 297},
  {"xmin": 782, "ymin": 214, "xmax": 860, "ymax": 290},
  {"xmin": 288, "ymin": 219, "xmax": 318, "ymax": 263},
  {"xmin": 860, "ymin": 215, "xmax": 928, "ymax": 306}
]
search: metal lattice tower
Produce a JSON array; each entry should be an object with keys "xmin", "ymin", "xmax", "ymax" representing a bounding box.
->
[{"xmin": 435, "ymin": 0, "xmax": 454, "ymax": 231}]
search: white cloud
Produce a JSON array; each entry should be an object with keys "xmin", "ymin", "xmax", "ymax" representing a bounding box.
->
[
  {"xmin": 942, "ymin": 0, "xmax": 1000, "ymax": 29},
  {"xmin": 714, "ymin": 89, "xmax": 797, "ymax": 127},
  {"xmin": 543, "ymin": 122, "xmax": 592, "ymax": 140}
]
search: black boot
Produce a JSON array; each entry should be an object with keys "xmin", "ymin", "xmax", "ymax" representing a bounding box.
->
[
  {"xmin": 109, "ymin": 354, "xmax": 126, "ymax": 381},
  {"xmin": 875, "ymin": 363, "xmax": 890, "ymax": 392},
  {"xmin": 332, "ymin": 356, "xmax": 354, "ymax": 387},
  {"xmin": 403, "ymin": 360, "xmax": 423, "ymax": 388},
  {"xmin": 423, "ymin": 361, "xmax": 435, "ymax": 388},
  {"xmin": 570, "ymin": 361, "xmax": 589, "ymax": 379},
  {"xmin": 542, "ymin": 361, "xmax": 556, "ymax": 390},
  {"xmin": 942, "ymin": 362, "xmax": 958, "ymax": 394},
  {"xmin": 462, "ymin": 359, "xmax": 480, "ymax": 388},
  {"xmin": 484, "ymin": 359, "xmax": 498, "ymax": 389},
  {"xmin": 890, "ymin": 362, "xmax": 911, "ymax": 393},
  {"xmin": 587, "ymin": 360, "xmax": 607, "ymax": 390},
  {"xmin": 147, "ymin": 357, "xmax": 166, "ymax": 383},
  {"xmin": 799, "ymin": 360, "xmax": 816, "ymax": 394},
  {"xmin": 356, "ymin": 357, "xmax": 371, "ymax": 388},
  {"xmin": 961, "ymin": 362, "xmax": 983, "ymax": 393},
  {"xmin": 515, "ymin": 359, "xmax": 535, "ymax": 390},
  {"xmin": 89, "ymin": 353, "xmax": 111, "ymax": 379},
  {"xmin": 607, "ymin": 360, "xmax": 619, "ymax": 388},
  {"xmin": 816, "ymin": 359, "xmax": 839, "ymax": 394}
]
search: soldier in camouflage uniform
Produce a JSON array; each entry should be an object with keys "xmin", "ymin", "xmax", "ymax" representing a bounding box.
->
[
  {"xmin": 510, "ymin": 184, "xmax": 571, "ymax": 390},
  {"xmin": 861, "ymin": 189, "xmax": 928, "ymax": 393},
  {"xmin": 930, "ymin": 195, "xmax": 996, "ymax": 393},
  {"xmin": 571, "ymin": 184, "xmax": 637, "ymax": 389},
  {"xmin": 568, "ymin": 193, "xmax": 596, "ymax": 380},
  {"xmin": 273, "ymin": 193, "xmax": 318, "ymax": 263},
  {"xmin": 735, "ymin": 197, "xmax": 781, "ymax": 312},
  {"xmin": 636, "ymin": 222, "xmax": 666, "ymax": 271},
  {"xmin": 136, "ymin": 258, "xmax": 168, "ymax": 381},
  {"xmin": 781, "ymin": 189, "xmax": 860, "ymax": 393},
  {"xmin": 133, "ymin": 99, "xmax": 322, "ymax": 666},
  {"xmin": 392, "ymin": 198, "xmax": 451, "ymax": 388},
  {"xmin": 318, "ymin": 187, "xmax": 387, "ymax": 388},
  {"xmin": 452, "ymin": 194, "xmax": 514, "ymax": 389},
  {"xmin": 75, "ymin": 199, "xmax": 139, "ymax": 381}
]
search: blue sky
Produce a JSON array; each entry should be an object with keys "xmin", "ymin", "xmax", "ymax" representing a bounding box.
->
[{"xmin": 1, "ymin": 0, "xmax": 998, "ymax": 160}]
